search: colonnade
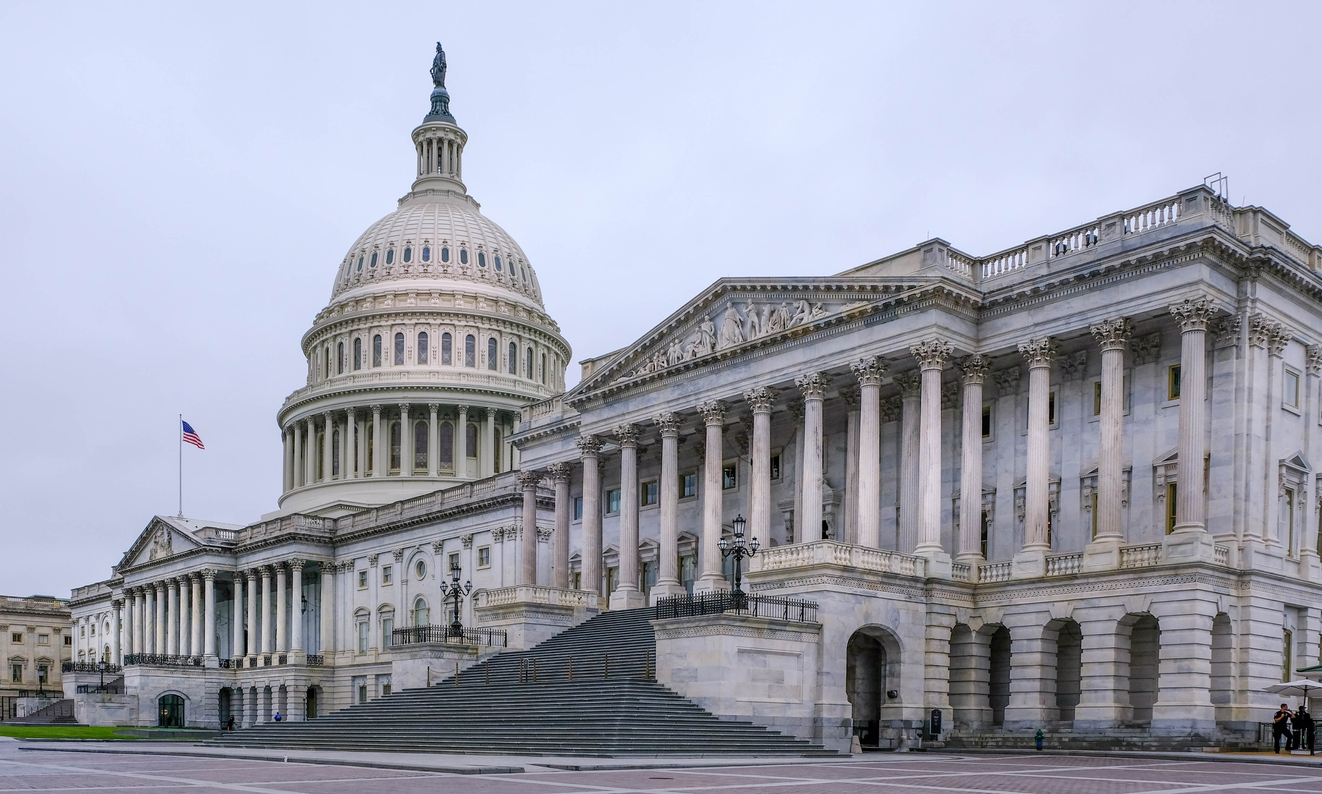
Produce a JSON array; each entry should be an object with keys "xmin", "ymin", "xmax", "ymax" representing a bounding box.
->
[{"xmin": 282, "ymin": 404, "xmax": 515, "ymax": 492}]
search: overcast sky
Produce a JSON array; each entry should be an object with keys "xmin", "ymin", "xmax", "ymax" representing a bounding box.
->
[{"xmin": 2, "ymin": 2, "xmax": 1319, "ymax": 598}]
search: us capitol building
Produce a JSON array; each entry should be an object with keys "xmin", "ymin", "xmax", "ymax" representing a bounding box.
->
[{"xmin": 64, "ymin": 45, "xmax": 1322, "ymax": 753}]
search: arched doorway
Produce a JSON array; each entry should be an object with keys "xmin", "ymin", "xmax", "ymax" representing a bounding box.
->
[
  {"xmin": 989, "ymin": 626, "xmax": 1012, "ymax": 726},
  {"xmin": 1127, "ymin": 615, "xmax": 1160, "ymax": 725},
  {"xmin": 306, "ymin": 686, "xmax": 319, "ymax": 719},
  {"xmin": 1211, "ymin": 612, "xmax": 1233, "ymax": 718},
  {"xmin": 1052, "ymin": 620, "xmax": 1082, "ymax": 724},
  {"xmin": 846, "ymin": 627, "xmax": 901, "ymax": 748},
  {"xmin": 217, "ymin": 688, "xmax": 232, "ymax": 729},
  {"xmin": 158, "ymin": 694, "xmax": 185, "ymax": 728}
]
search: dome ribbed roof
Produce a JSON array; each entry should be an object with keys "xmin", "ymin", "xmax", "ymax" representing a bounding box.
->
[{"xmin": 331, "ymin": 199, "xmax": 542, "ymax": 306}]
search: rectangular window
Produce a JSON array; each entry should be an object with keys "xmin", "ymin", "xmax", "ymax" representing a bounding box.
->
[
  {"xmin": 381, "ymin": 681, "xmax": 392, "ymax": 697},
  {"xmin": 573, "ymin": 496, "xmax": 583, "ymax": 521},
  {"xmin": 1284, "ymin": 629, "xmax": 1294, "ymax": 683},
  {"xmin": 80, "ymin": 626, "xmax": 85, "ymax": 638},
  {"xmin": 448, "ymin": 552, "xmax": 459, "ymax": 574},
  {"xmin": 358, "ymin": 683, "xmax": 368, "ymax": 703},
  {"xmin": 606, "ymin": 488, "xmax": 621, "ymax": 515},
  {"xmin": 1285, "ymin": 486, "xmax": 1296, "ymax": 558},
  {"xmin": 64, "ymin": 635, "xmax": 71, "ymax": 646},
  {"xmin": 1091, "ymin": 492, "xmax": 1099, "ymax": 539},
  {"xmin": 572, "ymin": 572, "xmax": 581, "ymax": 590},
  {"xmin": 681, "ymin": 471, "xmax": 697, "ymax": 499},
  {"xmin": 10, "ymin": 663, "xmax": 21, "ymax": 683},
  {"xmin": 381, "ymin": 617, "xmax": 393, "ymax": 648},
  {"xmin": 381, "ymin": 565, "xmax": 392, "ymax": 585},
  {"xmin": 979, "ymin": 511, "xmax": 989, "ymax": 558},
  {"xmin": 36, "ymin": 634, "xmax": 48, "ymax": 646},
  {"xmin": 722, "ymin": 461, "xmax": 738, "ymax": 491},
  {"xmin": 357, "ymin": 622, "xmax": 368, "ymax": 654},
  {"xmin": 357, "ymin": 570, "xmax": 368, "ymax": 589},
  {"xmin": 1166, "ymin": 483, "xmax": 1178, "ymax": 534},
  {"xmin": 10, "ymin": 633, "xmax": 21, "ymax": 644},
  {"xmin": 1285, "ymin": 369, "xmax": 1301, "ymax": 409},
  {"xmin": 981, "ymin": 404, "xmax": 993, "ymax": 439},
  {"xmin": 606, "ymin": 567, "xmax": 619, "ymax": 594},
  {"xmin": 769, "ymin": 453, "xmax": 782, "ymax": 481},
  {"xmin": 1168, "ymin": 365, "xmax": 1181, "ymax": 401},
  {"xmin": 478, "ymin": 547, "xmax": 491, "ymax": 568},
  {"xmin": 641, "ymin": 480, "xmax": 658, "ymax": 507},
  {"xmin": 1048, "ymin": 390, "xmax": 1057, "ymax": 426},
  {"xmin": 373, "ymin": 336, "xmax": 383, "ymax": 368},
  {"xmin": 1093, "ymin": 381, "xmax": 1102, "ymax": 417}
]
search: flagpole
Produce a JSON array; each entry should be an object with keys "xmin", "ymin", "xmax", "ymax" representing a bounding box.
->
[{"xmin": 178, "ymin": 413, "xmax": 183, "ymax": 518}]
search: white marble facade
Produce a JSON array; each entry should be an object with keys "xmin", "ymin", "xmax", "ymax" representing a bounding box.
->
[{"xmin": 65, "ymin": 47, "xmax": 1322, "ymax": 752}]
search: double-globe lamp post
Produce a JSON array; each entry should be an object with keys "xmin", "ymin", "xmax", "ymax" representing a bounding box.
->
[
  {"xmin": 442, "ymin": 564, "xmax": 473, "ymax": 639},
  {"xmin": 718, "ymin": 514, "xmax": 759, "ymax": 608}
]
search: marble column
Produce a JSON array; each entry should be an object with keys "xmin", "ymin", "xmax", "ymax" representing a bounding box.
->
[
  {"xmin": 896, "ymin": 373, "xmax": 921, "ymax": 553},
  {"xmin": 851, "ymin": 359, "xmax": 885, "ymax": 548},
  {"xmin": 842, "ymin": 385, "xmax": 860, "ymax": 543},
  {"xmin": 1088, "ymin": 319, "xmax": 1132, "ymax": 562},
  {"xmin": 111, "ymin": 600, "xmax": 122, "ymax": 665},
  {"xmin": 283, "ymin": 429, "xmax": 294, "ymax": 492},
  {"xmin": 1167, "ymin": 298, "xmax": 1218, "ymax": 560},
  {"xmin": 347, "ymin": 408, "xmax": 358, "ymax": 479},
  {"xmin": 246, "ymin": 570, "xmax": 259, "ymax": 660},
  {"xmin": 166, "ymin": 579, "xmax": 180, "ymax": 656},
  {"xmin": 611, "ymin": 425, "xmax": 645, "ymax": 608},
  {"xmin": 319, "ymin": 564, "xmax": 334, "ymax": 656},
  {"xmin": 456, "ymin": 405, "xmax": 469, "ymax": 477},
  {"xmin": 129, "ymin": 589, "xmax": 141, "ymax": 655},
  {"xmin": 337, "ymin": 413, "xmax": 347, "ymax": 480},
  {"xmin": 1017, "ymin": 337, "xmax": 1057, "ymax": 574},
  {"xmin": 744, "ymin": 389, "xmax": 776, "ymax": 550},
  {"xmin": 428, "ymin": 403, "xmax": 440, "ymax": 477},
  {"xmin": 275, "ymin": 564, "xmax": 288, "ymax": 652},
  {"xmin": 549, "ymin": 463, "xmax": 572, "ymax": 589},
  {"xmin": 321, "ymin": 412, "xmax": 333, "ymax": 482},
  {"xmin": 956, "ymin": 355, "xmax": 989, "ymax": 562},
  {"xmin": 912, "ymin": 340, "xmax": 952, "ymax": 565},
  {"xmin": 153, "ymin": 582, "xmax": 166, "ymax": 655},
  {"xmin": 203, "ymin": 570, "xmax": 216, "ymax": 657},
  {"xmin": 260, "ymin": 567, "xmax": 273, "ymax": 656},
  {"xmin": 697, "ymin": 400, "xmax": 730, "ymax": 592},
  {"xmin": 483, "ymin": 408, "xmax": 496, "ymax": 477},
  {"xmin": 290, "ymin": 561, "xmax": 304, "ymax": 654},
  {"xmin": 232, "ymin": 572, "xmax": 245, "ymax": 659},
  {"xmin": 305, "ymin": 417, "xmax": 316, "ymax": 483},
  {"xmin": 370, "ymin": 405, "xmax": 383, "ymax": 477},
  {"xmin": 1305, "ymin": 347, "xmax": 1322, "ymax": 567},
  {"xmin": 652, "ymin": 413, "xmax": 685, "ymax": 601},
  {"xmin": 796, "ymin": 374, "xmax": 828, "ymax": 544},
  {"xmin": 397, "ymin": 404, "xmax": 411, "ymax": 476},
  {"xmin": 180, "ymin": 578, "xmax": 192, "ymax": 657},
  {"xmin": 189, "ymin": 574, "xmax": 202, "ymax": 655},
  {"xmin": 577, "ymin": 435, "xmax": 603, "ymax": 596},
  {"xmin": 518, "ymin": 471, "xmax": 540, "ymax": 586},
  {"xmin": 293, "ymin": 423, "xmax": 304, "ymax": 487}
]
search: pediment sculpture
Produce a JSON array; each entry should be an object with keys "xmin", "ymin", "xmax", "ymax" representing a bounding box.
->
[{"xmin": 148, "ymin": 527, "xmax": 173, "ymax": 561}]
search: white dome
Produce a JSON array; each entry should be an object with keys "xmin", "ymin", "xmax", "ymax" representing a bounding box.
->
[{"xmin": 331, "ymin": 198, "xmax": 543, "ymax": 307}]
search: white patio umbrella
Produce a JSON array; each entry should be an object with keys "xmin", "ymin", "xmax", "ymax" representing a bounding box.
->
[{"xmin": 1265, "ymin": 681, "xmax": 1321, "ymax": 755}]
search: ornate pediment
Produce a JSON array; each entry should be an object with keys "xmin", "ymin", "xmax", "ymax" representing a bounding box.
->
[{"xmin": 120, "ymin": 518, "xmax": 202, "ymax": 569}]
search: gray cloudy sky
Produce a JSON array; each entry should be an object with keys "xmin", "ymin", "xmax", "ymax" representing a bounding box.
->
[{"xmin": 2, "ymin": 2, "xmax": 1319, "ymax": 598}]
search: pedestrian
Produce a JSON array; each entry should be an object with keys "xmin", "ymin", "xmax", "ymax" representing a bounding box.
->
[
  {"xmin": 226, "ymin": 716, "xmax": 235, "ymax": 731},
  {"xmin": 1274, "ymin": 703, "xmax": 1295, "ymax": 753},
  {"xmin": 1295, "ymin": 705, "xmax": 1315, "ymax": 753},
  {"xmin": 273, "ymin": 711, "xmax": 282, "ymax": 722}
]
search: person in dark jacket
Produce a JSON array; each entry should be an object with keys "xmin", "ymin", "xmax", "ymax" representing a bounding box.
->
[
  {"xmin": 1275, "ymin": 703, "xmax": 1295, "ymax": 753},
  {"xmin": 1294, "ymin": 705, "xmax": 1315, "ymax": 753}
]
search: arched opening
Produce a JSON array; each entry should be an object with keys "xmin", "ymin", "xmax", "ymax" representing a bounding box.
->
[
  {"xmin": 417, "ymin": 331, "xmax": 429, "ymax": 364},
  {"xmin": 1211, "ymin": 612, "xmax": 1233, "ymax": 715},
  {"xmin": 949, "ymin": 623, "xmax": 990, "ymax": 729},
  {"xmin": 389, "ymin": 421, "xmax": 402, "ymax": 472},
  {"xmin": 1127, "ymin": 614, "xmax": 1160, "ymax": 725},
  {"xmin": 353, "ymin": 337, "xmax": 362, "ymax": 370},
  {"xmin": 438, "ymin": 422, "xmax": 454, "ymax": 471},
  {"xmin": 508, "ymin": 341, "xmax": 517, "ymax": 374},
  {"xmin": 372, "ymin": 334, "xmax": 382, "ymax": 367},
  {"xmin": 331, "ymin": 428, "xmax": 341, "ymax": 477},
  {"xmin": 487, "ymin": 337, "xmax": 497, "ymax": 370},
  {"xmin": 413, "ymin": 597, "xmax": 429, "ymax": 627},
  {"xmin": 845, "ymin": 626, "xmax": 902, "ymax": 748},
  {"xmin": 158, "ymin": 694, "xmax": 185, "ymax": 728},
  {"xmin": 306, "ymin": 686, "xmax": 320, "ymax": 719},
  {"xmin": 217, "ymin": 688, "xmax": 232, "ymax": 729},
  {"xmin": 1052, "ymin": 619, "xmax": 1083, "ymax": 724},
  {"xmin": 466, "ymin": 423, "xmax": 478, "ymax": 462},
  {"xmin": 525, "ymin": 347, "xmax": 533, "ymax": 379},
  {"xmin": 989, "ymin": 626, "xmax": 1012, "ymax": 726},
  {"xmin": 464, "ymin": 334, "xmax": 476, "ymax": 367},
  {"xmin": 262, "ymin": 685, "xmax": 273, "ymax": 724},
  {"xmin": 393, "ymin": 332, "xmax": 405, "ymax": 366},
  {"xmin": 413, "ymin": 421, "xmax": 428, "ymax": 473},
  {"xmin": 441, "ymin": 332, "xmax": 453, "ymax": 365}
]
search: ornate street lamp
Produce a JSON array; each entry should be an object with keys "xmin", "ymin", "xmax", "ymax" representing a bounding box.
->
[
  {"xmin": 97, "ymin": 659, "xmax": 107, "ymax": 693},
  {"xmin": 441, "ymin": 564, "xmax": 473, "ymax": 640},
  {"xmin": 717, "ymin": 514, "xmax": 759, "ymax": 608}
]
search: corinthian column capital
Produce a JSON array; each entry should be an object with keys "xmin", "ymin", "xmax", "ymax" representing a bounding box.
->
[
  {"xmin": 614, "ymin": 424, "xmax": 640, "ymax": 448},
  {"xmin": 547, "ymin": 462, "xmax": 572, "ymax": 482},
  {"xmin": 1090, "ymin": 317, "xmax": 1133, "ymax": 351},
  {"xmin": 957, "ymin": 354, "xmax": 990, "ymax": 385},
  {"xmin": 743, "ymin": 387, "xmax": 777, "ymax": 413},
  {"xmin": 893, "ymin": 371, "xmax": 921, "ymax": 398},
  {"xmin": 1169, "ymin": 296, "xmax": 1216, "ymax": 332},
  {"xmin": 575, "ymin": 434, "xmax": 603, "ymax": 457},
  {"xmin": 910, "ymin": 339, "xmax": 952, "ymax": 371},
  {"xmin": 1018, "ymin": 337, "xmax": 1059, "ymax": 368},
  {"xmin": 697, "ymin": 400, "xmax": 727, "ymax": 425},
  {"xmin": 794, "ymin": 373, "xmax": 828, "ymax": 400},
  {"xmin": 653, "ymin": 412, "xmax": 682, "ymax": 436},
  {"xmin": 517, "ymin": 470, "xmax": 541, "ymax": 488},
  {"xmin": 850, "ymin": 356, "xmax": 887, "ymax": 387}
]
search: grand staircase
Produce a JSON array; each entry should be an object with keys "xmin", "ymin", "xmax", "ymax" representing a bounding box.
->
[{"xmin": 212, "ymin": 607, "xmax": 835, "ymax": 756}]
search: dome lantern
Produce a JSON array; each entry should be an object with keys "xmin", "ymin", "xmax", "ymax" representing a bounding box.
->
[{"xmin": 409, "ymin": 42, "xmax": 467, "ymax": 198}]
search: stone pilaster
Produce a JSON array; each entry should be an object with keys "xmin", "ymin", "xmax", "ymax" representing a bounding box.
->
[{"xmin": 318, "ymin": 564, "xmax": 334, "ymax": 656}]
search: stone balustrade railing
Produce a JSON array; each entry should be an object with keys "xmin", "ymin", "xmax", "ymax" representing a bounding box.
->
[
  {"xmin": 752, "ymin": 540, "xmax": 927, "ymax": 578},
  {"xmin": 951, "ymin": 562, "xmax": 971, "ymax": 582},
  {"xmin": 978, "ymin": 562, "xmax": 1013, "ymax": 583},
  {"xmin": 1119, "ymin": 543, "xmax": 1162, "ymax": 569},
  {"xmin": 1045, "ymin": 553, "xmax": 1083, "ymax": 577},
  {"xmin": 474, "ymin": 585, "xmax": 595, "ymax": 609},
  {"xmin": 1215, "ymin": 545, "xmax": 1230, "ymax": 566}
]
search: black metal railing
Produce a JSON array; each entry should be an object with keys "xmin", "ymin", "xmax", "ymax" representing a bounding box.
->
[
  {"xmin": 261, "ymin": 654, "xmax": 272, "ymax": 666},
  {"xmin": 61, "ymin": 661, "xmax": 122, "ymax": 674},
  {"xmin": 654, "ymin": 592, "xmax": 818, "ymax": 623},
  {"xmin": 277, "ymin": 654, "xmax": 287, "ymax": 665},
  {"xmin": 123, "ymin": 654, "xmax": 203, "ymax": 667},
  {"xmin": 392, "ymin": 625, "xmax": 508, "ymax": 647},
  {"xmin": 74, "ymin": 682, "xmax": 124, "ymax": 694},
  {"xmin": 306, "ymin": 654, "xmax": 324, "ymax": 666},
  {"xmin": 218, "ymin": 658, "xmax": 238, "ymax": 669}
]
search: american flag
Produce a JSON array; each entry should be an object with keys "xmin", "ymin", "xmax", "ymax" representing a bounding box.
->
[{"xmin": 181, "ymin": 420, "xmax": 205, "ymax": 450}]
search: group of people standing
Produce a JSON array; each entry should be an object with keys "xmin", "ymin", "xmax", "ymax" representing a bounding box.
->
[{"xmin": 1274, "ymin": 703, "xmax": 1316, "ymax": 753}]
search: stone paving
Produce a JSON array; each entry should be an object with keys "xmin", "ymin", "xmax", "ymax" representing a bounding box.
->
[{"xmin": 8, "ymin": 742, "xmax": 1322, "ymax": 792}]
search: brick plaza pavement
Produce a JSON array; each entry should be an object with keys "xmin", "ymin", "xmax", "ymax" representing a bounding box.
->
[{"xmin": 6, "ymin": 742, "xmax": 1322, "ymax": 793}]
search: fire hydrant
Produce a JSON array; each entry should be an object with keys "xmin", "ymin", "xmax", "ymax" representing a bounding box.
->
[{"xmin": 1035, "ymin": 729, "xmax": 1044, "ymax": 751}]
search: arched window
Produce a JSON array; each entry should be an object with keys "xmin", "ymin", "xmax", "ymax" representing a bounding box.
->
[
  {"xmin": 494, "ymin": 255, "xmax": 502, "ymax": 271},
  {"xmin": 464, "ymin": 335, "xmax": 476, "ymax": 368},
  {"xmin": 414, "ymin": 421, "xmax": 428, "ymax": 472},
  {"xmin": 332, "ymin": 428, "xmax": 341, "ymax": 476},
  {"xmin": 465, "ymin": 422, "xmax": 477, "ymax": 459},
  {"xmin": 541, "ymin": 353, "xmax": 547, "ymax": 384},
  {"xmin": 422, "ymin": 246, "xmax": 431, "ymax": 262},
  {"xmin": 370, "ymin": 251, "xmax": 378, "ymax": 268},
  {"xmin": 487, "ymin": 337, "xmax": 497, "ymax": 371},
  {"xmin": 353, "ymin": 338, "xmax": 362, "ymax": 371},
  {"xmin": 324, "ymin": 348, "xmax": 330, "ymax": 381},
  {"xmin": 438, "ymin": 422, "xmax": 454, "ymax": 469},
  {"xmin": 366, "ymin": 425, "xmax": 374, "ymax": 474},
  {"xmin": 389, "ymin": 421, "xmax": 402, "ymax": 471},
  {"xmin": 441, "ymin": 246, "xmax": 449, "ymax": 262},
  {"xmin": 417, "ymin": 332, "xmax": 429, "ymax": 364},
  {"xmin": 403, "ymin": 246, "xmax": 412, "ymax": 263},
  {"xmin": 385, "ymin": 248, "xmax": 394, "ymax": 265},
  {"xmin": 356, "ymin": 254, "xmax": 363, "ymax": 271},
  {"xmin": 393, "ymin": 332, "xmax": 405, "ymax": 366},
  {"xmin": 477, "ymin": 252, "xmax": 486, "ymax": 268},
  {"xmin": 460, "ymin": 248, "xmax": 469, "ymax": 265},
  {"xmin": 413, "ymin": 597, "xmax": 429, "ymax": 627},
  {"xmin": 373, "ymin": 335, "xmax": 383, "ymax": 367},
  {"xmin": 526, "ymin": 348, "xmax": 533, "ymax": 379},
  {"xmin": 494, "ymin": 428, "xmax": 502, "ymax": 472},
  {"xmin": 337, "ymin": 342, "xmax": 345, "ymax": 374},
  {"xmin": 441, "ymin": 332, "xmax": 452, "ymax": 365},
  {"xmin": 508, "ymin": 341, "xmax": 517, "ymax": 374}
]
